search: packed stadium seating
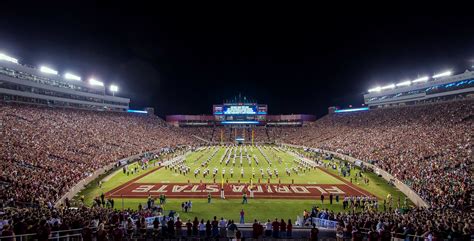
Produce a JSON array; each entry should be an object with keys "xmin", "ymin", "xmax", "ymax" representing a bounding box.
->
[
  {"xmin": 276, "ymin": 99, "xmax": 473, "ymax": 209},
  {"xmin": 1, "ymin": 99, "xmax": 473, "ymax": 240},
  {"xmin": 176, "ymin": 127, "xmax": 214, "ymax": 143},
  {"xmin": 0, "ymin": 103, "xmax": 197, "ymax": 206}
]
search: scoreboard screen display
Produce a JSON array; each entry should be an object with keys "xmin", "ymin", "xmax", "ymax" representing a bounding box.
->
[
  {"xmin": 213, "ymin": 104, "xmax": 267, "ymax": 123},
  {"xmin": 223, "ymin": 105, "xmax": 257, "ymax": 115}
]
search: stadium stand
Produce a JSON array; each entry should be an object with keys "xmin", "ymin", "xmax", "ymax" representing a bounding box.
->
[
  {"xmin": 0, "ymin": 103, "xmax": 197, "ymax": 206},
  {"xmin": 330, "ymin": 206, "xmax": 472, "ymax": 240},
  {"xmin": 277, "ymin": 99, "xmax": 473, "ymax": 209}
]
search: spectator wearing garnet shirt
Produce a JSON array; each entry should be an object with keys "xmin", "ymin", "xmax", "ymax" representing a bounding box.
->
[
  {"xmin": 252, "ymin": 219, "xmax": 260, "ymax": 239},
  {"xmin": 280, "ymin": 219, "xmax": 287, "ymax": 238},
  {"xmin": 272, "ymin": 218, "xmax": 280, "ymax": 238},
  {"xmin": 211, "ymin": 216, "xmax": 219, "ymax": 237},
  {"xmin": 185, "ymin": 219, "xmax": 192, "ymax": 236},
  {"xmin": 205, "ymin": 220, "xmax": 212, "ymax": 238},
  {"xmin": 287, "ymin": 219, "xmax": 293, "ymax": 238},
  {"xmin": 175, "ymin": 217, "xmax": 182, "ymax": 237},
  {"xmin": 192, "ymin": 217, "xmax": 199, "ymax": 236}
]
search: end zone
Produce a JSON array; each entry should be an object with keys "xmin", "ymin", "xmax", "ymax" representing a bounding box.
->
[{"xmin": 106, "ymin": 182, "xmax": 372, "ymax": 199}]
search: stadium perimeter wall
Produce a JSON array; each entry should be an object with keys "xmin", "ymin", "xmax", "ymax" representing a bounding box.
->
[{"xmin": 281, "ymin": 143, "xmax": 429, "ymax": 208}]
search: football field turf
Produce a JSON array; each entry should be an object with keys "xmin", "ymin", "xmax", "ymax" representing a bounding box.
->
[
  {"xmin": 138, "ymin": 146, "xmax": 343, "ymax": 184},
  {"xmin": 76, "ymin": 145, "xmax": 409, "ymax": 221}
]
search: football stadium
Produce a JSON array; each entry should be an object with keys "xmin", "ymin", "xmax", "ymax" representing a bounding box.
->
[{"xmin": 0, "ymin": 15, "xmax": 473, "ymax": 241}]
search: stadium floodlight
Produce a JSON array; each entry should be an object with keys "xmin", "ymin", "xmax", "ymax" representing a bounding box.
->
[
  {"xmin": 109, "ymin": 84, "xmax": 118, "ymax": 96},
  {"xmin": 396, "ymin": 80, "xmax": 411, "ymax": 87},
  {"xmin": 432, "ymin": 70, "xmax": 452, "ymax": 78},
  {"xmin": 411, "ymin": 76, "xmax": 429, "ymax": 83},
  {"xmin": 381, "ymin": 84, "xmax": 396, "ymax": 90},
  {"xmin": 89, "ymin": 78, "xmax": 104, "ymax": 86},
  {"xmin": 0, "ymin": 53, "xmax": 19, "ymax": 64},
  {"xmin": 368, "ymin": 86, "xmax": 382, "ymax": 93},
  {"xmin": 64, "ymin": 73, "xmax": 81, "ymax": 81},
  {"xmin": 110, "ymin": 85, "xmax": 118, "ymax": 92},
  {"xmin": 40, "ymin": 66, "xmax": 58, "ymax": 75}
]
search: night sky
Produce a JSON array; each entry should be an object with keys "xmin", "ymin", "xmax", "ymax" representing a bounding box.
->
[{"xmin": 1, "ymin": 13, "xmax": 473, "ymax": 117}]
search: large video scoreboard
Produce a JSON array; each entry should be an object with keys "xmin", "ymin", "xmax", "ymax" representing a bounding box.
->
[{"xmin": 213, "ymin": 103, "xmax": 267, "ymax": 124}]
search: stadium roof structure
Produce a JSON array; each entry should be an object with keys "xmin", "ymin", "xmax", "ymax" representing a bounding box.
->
[{"xmin": 0, "ymin": 52, "xmax": 130, "ymax": 111}]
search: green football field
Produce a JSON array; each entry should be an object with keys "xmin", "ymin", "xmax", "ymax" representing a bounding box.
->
[
  {"xmin": 76, "ymin": 145, "xmax": 410, "ymax": 222},
  {"xmin": 137, "ymin": 146, "xmax": 343, "ymax": 184}
]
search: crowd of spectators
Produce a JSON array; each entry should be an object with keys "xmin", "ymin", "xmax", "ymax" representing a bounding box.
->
[
  {"xmin": 0, "ymin": 103, "xmax": 199, "ymax": 206},
  {"xmin": 277, "ymin": 99, "xmax": 473, "ymax": 209},
  {"xmin": 306, "ymin": 206, "xmax": 472, "ymax": 240},
  {"xmin": 174, "ymin": 127, "xmax": 214, "ymax": 142},
  {"xmin": 0, "ymin": 205, "xmax": 299, "ymax": 240},
  {"xmin": 1, "ymin": 203, "xmax": 471, "ymax": 240}
]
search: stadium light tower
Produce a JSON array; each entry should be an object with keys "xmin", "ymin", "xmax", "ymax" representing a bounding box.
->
[
  {"xmin": 0, "ymin": 53, "xmax": 19, "ymax": 64},
  {"xmin": 64, "ymin": 73, "xmax": 81, "ymax": 81},
  {"xmin": 110, "ymin": 84, "xmax": 118, "ymax": 96},
  {"xmin": 40, "ymin": 66, "xmax": 58, "ymax": 75},
  {"xmin": 432, "ymin": 70, "xmax": 452, "ymax": 79},
  {"xmin": 89, "ymin": 78, "xmax": 104, "ymax": 87}
]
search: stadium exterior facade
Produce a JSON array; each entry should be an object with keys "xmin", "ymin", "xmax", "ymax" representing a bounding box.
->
[
  {"xmin": 364, "ymin": 70, "xmax": 474, "ymax": 107},
  {"xmin": 0, "ymin": 58, "xmax": 129, "ymax": 111}
]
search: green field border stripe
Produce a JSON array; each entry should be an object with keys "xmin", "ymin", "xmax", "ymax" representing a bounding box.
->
[
  {"xmin": 317, "ymin": 167, "xmax": 381, "ymax": 199},
  {"xmin": 105, "ymin": 166, "xmax": 164, "ymax": 197}
]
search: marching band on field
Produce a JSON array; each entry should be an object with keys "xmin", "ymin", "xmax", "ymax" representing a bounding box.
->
[{"xmin": 167, "ymin": 145, "xmax": 318, "ymax": 180}]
